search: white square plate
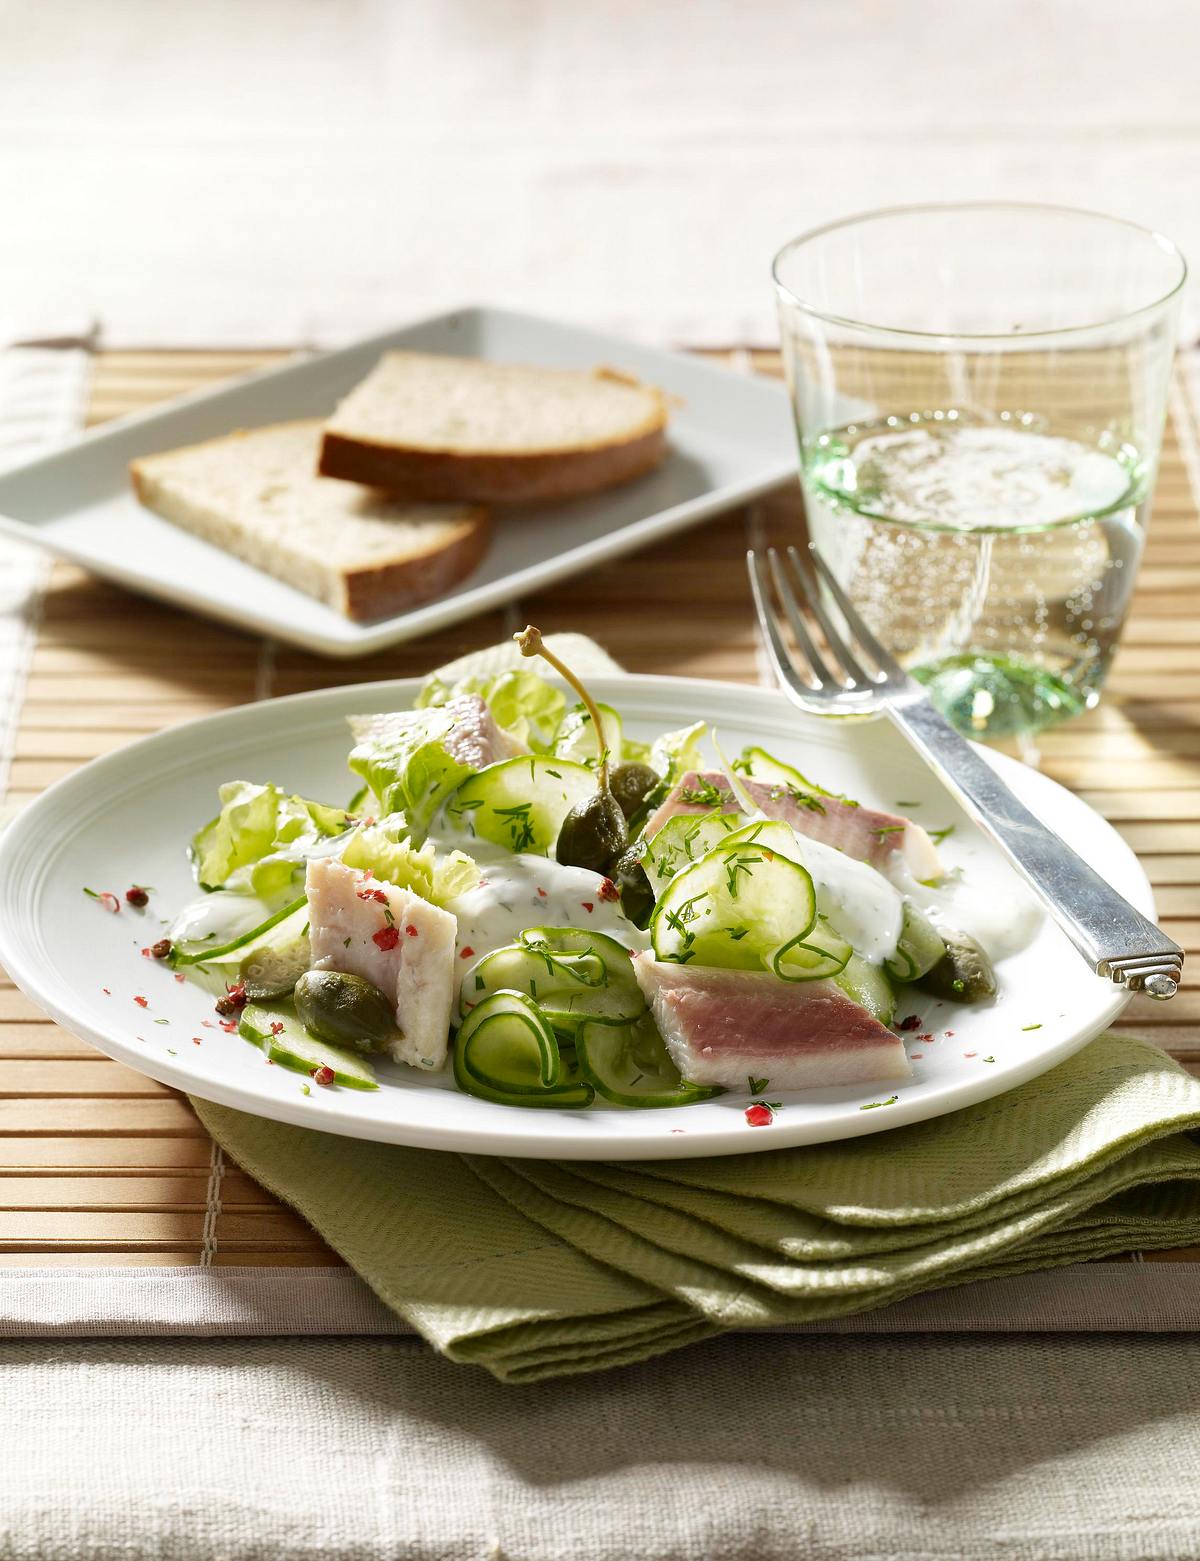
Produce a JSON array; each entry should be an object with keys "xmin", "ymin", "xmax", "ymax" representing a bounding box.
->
[{"xmin": 0, "ymin": 307, "xmax": 796, "ymax": 657}]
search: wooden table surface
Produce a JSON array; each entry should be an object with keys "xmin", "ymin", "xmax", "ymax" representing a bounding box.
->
[{"xmin": 0, "ymin": 347, "xmax": 1196, "ymax": 1268}]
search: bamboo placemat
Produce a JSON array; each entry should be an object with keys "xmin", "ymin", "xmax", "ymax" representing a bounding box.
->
[{"xmin": 0, "ymin": 345, "xmax": 1196, "ymax": 1280}]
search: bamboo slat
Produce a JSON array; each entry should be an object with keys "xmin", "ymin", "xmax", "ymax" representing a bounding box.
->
[{"xmin": 0, "ymin": 345, "xmax": 1195, "ymax": 1273}]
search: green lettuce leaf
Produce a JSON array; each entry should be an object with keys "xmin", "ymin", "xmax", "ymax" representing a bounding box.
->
[
  {"xmin": 416, "ymin": 667, "xmax": 565, "ymax": 751},
  {"xmin": 191, "ymin": 781, "xmax": 349, "ymax": 896},
  {"xmin": 340, "ymin": 814, "xmax": 480, "ymax": 904},
  {"xmin": 650, "ymin": 721, "xmax": 706, "ymax": 782},
  {"xmin": 348, "ymin": 707, "xmax": 476, "ymax": 841}
]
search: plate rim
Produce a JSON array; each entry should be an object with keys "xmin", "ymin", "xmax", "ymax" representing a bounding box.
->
[
  {"xmin": 0, "ymin": 305, "xmax": 796, "ymax": 658},
  {"xmin": 0, "ymin": 671, "xmax": 1148, "ymax": 1159}
]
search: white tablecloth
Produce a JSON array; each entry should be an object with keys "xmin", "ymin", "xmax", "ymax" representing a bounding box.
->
[{"xmin": 4, "ymin": 1332, "xmax": 1200, "ymax": 1559}]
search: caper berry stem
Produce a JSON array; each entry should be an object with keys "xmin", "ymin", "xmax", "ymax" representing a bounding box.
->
[{"xmin": 515, "ymin": 625, "xmax": 613, "ymax": 790}]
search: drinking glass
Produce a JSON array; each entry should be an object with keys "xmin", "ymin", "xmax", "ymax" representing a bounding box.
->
[{"xmin": 773, "ymin": 203, "xmax": 1186, "ymax": 738}]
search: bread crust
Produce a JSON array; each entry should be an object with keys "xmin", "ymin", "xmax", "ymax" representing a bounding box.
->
[
  {"xmin": 339, "ymin": 508, "xmax": 490, "ymax": 620},
  {"xmin": 318, "ymin": 425, "xmax": 668, "ymax": 504},
  {"xmin": 129, "ymin": 422, "xmax": 490, "ymax": 623}
]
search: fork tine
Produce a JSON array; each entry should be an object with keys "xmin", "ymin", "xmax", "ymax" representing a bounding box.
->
[
  {"xmin": 746, "ymin": 549, "xmax": 821, "ymax": 698},
  {"xmin": 780, "ymin": 546, "xmax": 876, "ymax": 687},
  {"xmin": 806, "ymin": 545, "xmax": 905, "ymax": 680},
  {"xmin": 766, "ymin": 548, "xmax": 834, "ymax": 686}
]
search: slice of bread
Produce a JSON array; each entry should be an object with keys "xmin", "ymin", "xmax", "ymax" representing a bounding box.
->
[
  {"xmin": 318, "ymin": 352, "xmax": 670, "ymax": 503},
  {"xmin": 130, "ymin": 420, "xmax": 489, "ymax": 622}
]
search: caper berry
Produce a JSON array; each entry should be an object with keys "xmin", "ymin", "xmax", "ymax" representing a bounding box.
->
[
  {"xmin": 608, "ymin": 762, "xmax": 660, "ymax": 821},
  {"xmin": 915, "ymin": 928, "xmax": 997, "ymax": 1004},
  {"xmin": 555, "ymin": 791, "xmax": 628, "ymax": 873},
  {"xmin": 294, "ymin": 969, "xmax": 396, "ymax": 1052},
  {"xmin": 611, "ymin": 844, "xmax": 655, "ymax": 930},
  {"xmin": 514, "ymin": 624, "xmax": 636, "ymax": 873}
]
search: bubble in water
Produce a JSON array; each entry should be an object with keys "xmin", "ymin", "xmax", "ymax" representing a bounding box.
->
[{"xmin": 804, "ymin": 414, "xmax": 1147, "ymax": 736}]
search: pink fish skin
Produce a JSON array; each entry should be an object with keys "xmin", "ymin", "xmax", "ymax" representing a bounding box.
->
[
  {"xmin": 633, "ymin": 953, "xmax": 911, "ymax": 1091},
  {"xmin": 643, "ymin": 770, "xmax": 941, "ymax": 882},
  {"xmin": 438, "ymin": 694, "xmax": 527, "ymax": 770},
  {"xmin": 350, "ymin": 693, "xmax": 527, "ymax": 778}
]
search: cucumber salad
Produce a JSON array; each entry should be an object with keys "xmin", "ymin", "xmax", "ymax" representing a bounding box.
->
[{"xmin": 160, "ymin": 628, "xmax": 1003, "ymax": 1110}]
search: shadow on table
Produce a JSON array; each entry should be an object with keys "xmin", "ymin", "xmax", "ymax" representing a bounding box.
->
[
  {"xmin": 12, "ymin": 1332, "xmax": 1197, "ymax": 1553},
  {"xmin": 287, "ymin": 1329, "xmax": 1199, "ymax": 1509}
]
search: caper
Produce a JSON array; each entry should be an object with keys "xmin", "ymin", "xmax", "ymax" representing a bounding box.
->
[
  {"xmin": 608, "ymin": 762, "xmax": 660, "ymax": 821},
  {"xmin": 611, "ymin": 844, "xmax": 655, "ymax": 929},
  {"xmin": 294, "ymin": 970, "xmax": 396, "ymax": 1052},
  {"xmin": 514, "ymin": 624, "xmax": 633, "ymax": 874},
  {"xmin": 915, "ymin": 928, "xmax": 997, "ymax": 1004},
  {"xmin": 555, "ymin": 791, "xmax": 628, "ymax": 873}
]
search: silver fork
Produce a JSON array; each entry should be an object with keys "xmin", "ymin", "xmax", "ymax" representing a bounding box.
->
[{"xmin": 747, "ymin": 544, "xmax": 1184, "ymax": 1000}]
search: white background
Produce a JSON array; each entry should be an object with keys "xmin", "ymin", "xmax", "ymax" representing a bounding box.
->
[{"xmin": 1, "ymin": 0, "xmax": 1198, "ymax": 347}]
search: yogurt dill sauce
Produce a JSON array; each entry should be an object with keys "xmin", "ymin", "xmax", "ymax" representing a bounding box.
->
[
  {"xmin": 712, "ymin": 756, "xmax": 1041, "ymax": 973},
  {"xmin": 900, "ymin": 854, "xmax": 1042, "ymax": 963},
  {"xmin": 167, "ymin": 801, "xmax": 1040, "ymax": 1030},
  {"xmin": 442, "ymin": 840, "xmax": 648, "ymax": 964},
  {"xmin": 434, "ymin": 825, "xmax": 1041, "ymax": 988}
]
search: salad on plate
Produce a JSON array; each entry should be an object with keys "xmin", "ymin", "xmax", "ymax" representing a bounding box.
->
[{"xmin": 155, "ymin": 629, "xmax": 1005, "ymax": 1112}]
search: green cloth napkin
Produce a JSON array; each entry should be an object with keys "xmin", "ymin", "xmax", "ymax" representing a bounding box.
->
[{"xmin": 193, "ymin": 637, "xmax": 1200, "ymax": 1382}]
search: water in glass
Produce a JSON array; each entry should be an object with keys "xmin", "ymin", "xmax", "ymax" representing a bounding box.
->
[{"xmin": 803, "ymin": 409, "xmax": 1147, "ymax": 736}]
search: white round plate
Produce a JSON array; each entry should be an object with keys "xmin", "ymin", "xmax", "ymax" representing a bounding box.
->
[{"xmin": 0, "ymin": 675, "xmax": 1148, "ymax": 1160}]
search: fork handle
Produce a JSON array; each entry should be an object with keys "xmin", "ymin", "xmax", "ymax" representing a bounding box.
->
[{"xmin": 887, "ymin": 699, "xmax": 1184, "ymax": 998}]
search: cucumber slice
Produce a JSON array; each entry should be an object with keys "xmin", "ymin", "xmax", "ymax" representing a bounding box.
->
[
  {"xmin": 445, "ymin": 756, "xmax": 595, "ymax": 855},
  {"xmin": 644, "ymin": 811, "xmax": 744, "ymax": 893},
  {"xmin": 735, "ymin": 745, "xmax": 861, "ymax": 812},
  {"xmin": 576, "ymin": 1014, "xmax": 721, "ymax": 1107},
  {"xmin": 772, "ymin": 917, "xmax": 854, "ymax": 982},
  {"xmin": 522, "ymin": 923, "xmax": 633, "ymax": 968},
  {"xmin": 453, "ymin": 990, "xmax": 594, "ymax": 1108},
  {"xmin": 176, "ymin": 904, "xmax": 311, "ymax": 997},
  {"xmin": 884, "ymin": 901, "xmax": 947, "ymax": 984},
  {"xmin": 719, "ymin": 817, "xmax": 806, "ymax": 854},
  {"xmin": 734, "ymin": 744, "xmax": 830, "ymax": 792},
  {"xmin": 238, "ymin": 1003, "xmax": 378, "ymax": 1089},
  {"xmin": 236, "ymin": 904, "xmax": 311, "ymax": 998},
  {"xmin": 461, "ymin": 928, "xmax": 645, "ymax": 1030},
  {"xmin": 651, "ymin": 832, "xmax": 850, "ymax": 980},
  {"xmin": 834, "ymin": 954, "xmax": 897, "ymax": 1026},
  {"xmin": 718, "ymin": 822, "xmax": 854, "ymax": 979},
  {"xmin": 551, "ymin": 703, "xmax": 624, "ymax": 767},
  {"xmin": 171, "ymin": 895, "xmax": 307, "ymax": 968},
  {"xmin": 457, "ymin": 990, "xmax": 558, "ymax": 1092}
]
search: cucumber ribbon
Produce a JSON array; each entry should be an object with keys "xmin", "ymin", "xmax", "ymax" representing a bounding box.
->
[{"xmin": 455, "ymin": 928, "xmax": 719, "ymax": 1109}]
